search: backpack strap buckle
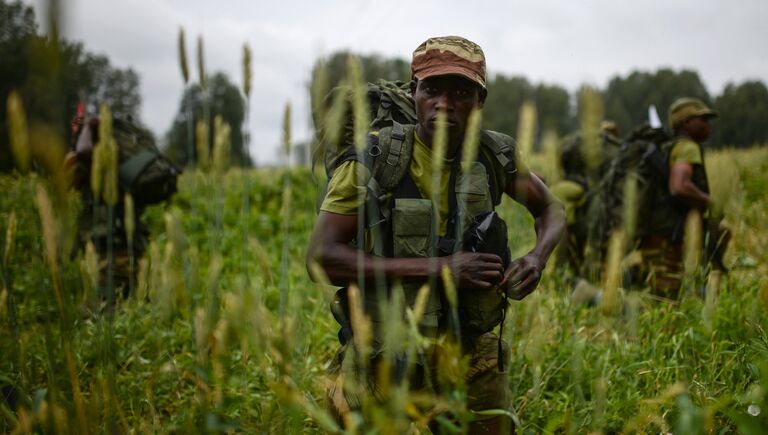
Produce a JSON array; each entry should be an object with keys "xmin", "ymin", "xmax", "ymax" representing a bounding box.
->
[{"xmin": 386, "ymin": 122, "xmax": 406, "ymax": 166}]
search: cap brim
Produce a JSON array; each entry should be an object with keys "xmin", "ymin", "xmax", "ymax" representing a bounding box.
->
[{"xmin": 413, "ymin": 65, "xmax": 486, "ymax": 88}]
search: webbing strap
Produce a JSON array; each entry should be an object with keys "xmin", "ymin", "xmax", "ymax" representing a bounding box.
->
[{"xmin": 385, "ymin": 122, "xmax": 406, "ymax": 166}]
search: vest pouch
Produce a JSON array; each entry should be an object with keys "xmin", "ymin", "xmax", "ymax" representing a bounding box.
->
[
  {"xmin": 392, "ymin": 198, "xmax": 434, "ymax": 258},
  {"xmin": 460, "ymin": 289, "xmax": 507, "ymax": 334},
  {"xmin": 456, "ymin": 162, "xmax": 493, "ymax": 227}
]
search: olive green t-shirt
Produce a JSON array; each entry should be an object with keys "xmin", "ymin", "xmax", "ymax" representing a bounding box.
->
[
  {"xmin": 320, "ymin": 133, "xmax": 454, "ymax": 236},
  {"xmin": 669, "ymin": 138, "xmax": 702, "ymax": 166}
]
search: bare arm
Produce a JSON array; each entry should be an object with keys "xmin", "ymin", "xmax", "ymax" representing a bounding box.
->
[
  {"xmin": 669, "ymin": 162, "xmax": 710, "ymax": 210},
  {"xmin": 306, "ymin": 211, "xmax": 504, "ymax": 289},
  {"xmin": 499, "ymin": 171, "xmax": 566, "ymax": 299}
]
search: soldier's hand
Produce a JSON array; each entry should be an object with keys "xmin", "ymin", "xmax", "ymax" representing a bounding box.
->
[
  {"xmin": 499, "ymin": 254, "xmax": 544, "ymax": 300},
  {"xmin": 447, "ymin": 252, "xmax": 504, "ymax": 290}
]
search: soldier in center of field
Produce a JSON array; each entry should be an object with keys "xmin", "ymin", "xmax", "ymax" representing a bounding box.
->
[{"xmin": 306, "ymin": 36, "xmax": 565, "ymax": 433}]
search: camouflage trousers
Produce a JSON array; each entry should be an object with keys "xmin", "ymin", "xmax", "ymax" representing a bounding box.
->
[
  {"xmin": 638, "ymin": 222, "xmax": 730, "ymax": 299},
  {"xmin": 325, "ymin": 331, "xmax": 514, "ymax": 433}
]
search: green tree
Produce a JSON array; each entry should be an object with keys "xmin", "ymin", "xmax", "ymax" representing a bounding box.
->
[
  {"xmin": 165, "ymin": 71, "xmax": 251, "ymax": 167},
  {"xmin": 712, "ymin": 81, "xmax": 768, "ymax": 147},
  {"xmin": 483, "ymin": 75, "xmax": 572, "ymax": 141},
  {"xmin": 1, "ymin": 0, "xmax": 143, "ymax": 171},
  {"xmin": 482, "ymin": 74, "xmax": 532, "ymax": 136},
  {"xmin": 308, "ymin": 51, "xmax": 410, "ymax": 124},
  {"xmin": 0, "ymin": 0, "xmax": 37, "ymax": 171},
  {"xmin": 604, "ymin": 68, "xmax": 710, "ymax": 134}
]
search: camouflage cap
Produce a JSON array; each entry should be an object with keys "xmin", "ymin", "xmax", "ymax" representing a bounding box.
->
[
  {"xmin": 412, "ymin": 36, "xmax": 486, "ymax": 88},
  {"xmin": 668, "ymin": 97, "xmax": 718, "ymax": 128}
]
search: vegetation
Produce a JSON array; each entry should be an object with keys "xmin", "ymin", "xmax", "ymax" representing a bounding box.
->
[
  {"xmin": 2, "ymin": 1, "xmax": 768, "ymax": 432},
  {"xmin": 1, "ymin": 141, "xmax": 767, "ymax": 432}
]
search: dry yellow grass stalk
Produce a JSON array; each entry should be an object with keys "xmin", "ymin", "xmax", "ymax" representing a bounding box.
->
[
  {"xmin": 242, "ymin": 43, "xmax": 252, "ymax": 98},
  {"xmin": 212, "ymin": 115, "xmax": 231, "ymax": 173},
  {"xmin": 177, "ymin": 28, "xmax": 189, "ymax": 84},
  {"xmin": 7, "ymin": 91, "xmax": 30, "ymax": 173},
  {"xmin": 35, "ymin": 184, "xmax": 64, "ymax": 313},
  {"xmin": 460, "ymin": 108, "xmax": 482, "ymax": 174},
  {"xmin": 197, "ymin": 35, "xmax": 207, "ymax": 91},
  {"xmin": 345, "ymin": 55, "xmax": 370, "ymax": 155},
  {"xmin": 124, "ymin": 194, "xmax": 135, "ymax": 242},
  {"xmin": 282, "ymin": 103, "xmax": 291, "ymax": 158},
  {"xmin": 601, "ymin": 229, "xmax": 625, "ymax": 317},
  {"xmin": 682, "ymin": 209, "xmax": 703, "ymax": 281},
  {"xmin": 579, "ymin": 87, "xmax": 604, "ymax": 172},
  {"xmin": 195, "ymin": 119, "xmax": 210, "ymax": 170},
  {"xmin": 347, "ymin": 284, "xmax": 372, "ymax": 358},
  {"xmin": 540, "ymin": 129, "xmax": 561, "ymax": 184},
  {"xmin": 516, "ymin": 100, "xmax": 537, "ymax": 167},
  {"xmin": 3, "ymin": 211, "xmax": 17, "ymax": 267}
]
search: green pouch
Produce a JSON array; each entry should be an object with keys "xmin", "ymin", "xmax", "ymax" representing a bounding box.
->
[
  {"xmin": 456, "ymin": 162, "xmax": 493, "ymax": 228},
  {"xmin": 392, "ymin": 198, "xmax": 434, "ymax": 258}
]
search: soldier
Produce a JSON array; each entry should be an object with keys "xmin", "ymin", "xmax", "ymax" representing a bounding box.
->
[
  {"xmin": 552, "ymin": 120, "xmax": 621, "ymax": 274},
  {"xmin": 306, "ymin": 36, "xmax": 565, "ymax": 433},
  {"xmin": 639, "ymin": 97, "xmax": 729, "ymax": 297},
  {"xmin": 65, "ymin": 107, "xmax": 167, "ymax": 300}
]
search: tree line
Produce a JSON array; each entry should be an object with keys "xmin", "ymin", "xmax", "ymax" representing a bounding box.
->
[
  {"xmin": 309, "ymin": 51, "xmax": 768, "ymax": 149},
  {"xmin": 0, "ymin": 0, "xmax": 251, "ymax": 172},
  {"xmin": 2, "ymin": 0, "xmax": 766, "ymax": 174}
]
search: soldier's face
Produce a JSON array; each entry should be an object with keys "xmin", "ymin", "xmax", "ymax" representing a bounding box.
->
[
  {"xmin": 682, "ymin": 115, "xmax": 712, "ymax": 142},
  {"xmin": 412, "ymin": 75, "xmax": 486, "ymax": 150}
]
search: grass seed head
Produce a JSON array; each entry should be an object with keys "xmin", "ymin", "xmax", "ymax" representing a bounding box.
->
[
  {"xmin": 516, "ymin": 100, "xmax": 537, "ymax": 167},
  {"xmin": 242, "ymin": 43, "xmax": 252, "ymax": 98},
  {"xmin": 178, "ymin": 28, "xmax": 189, "ymax": 84},
  {"xmin": 3, "ymin": 211, "xmax": 17, "ymax": 267},
  {"xmin": 460, "ymin": 108, "xmax": 482, "ymax": 174},
  {"xmin": 196, "ymin": 119, "xmax": 210, "ymax": 170},
  {"xmin": 197, "ymin": 35, "xmax": 207, "ymax": 91},
  {"xmin": 440, "ymin": 264, "xmax": 458, "ymax": 311},
  {"xmin": 345, "ymin": 55, "xmax": 370, "ymax": 153},
  {"xmin": 578, "ymin": 86, "xmax": 604, "ymax": 172},
  {"xmin": 282, "ymin": 102, "xmax": 292, "ymax": 159},
  {"xmin": 7, "ymin": 91, "xmax": 30, "ymax": 173},
  {"xmin": 213, "ymin": 115, "xmax": 231, "ymax": 174},
  {"xmin": 683, "ymin": 210, "xmax": 703, "ymax": 278},
  {"xmin": 124, "ymin": 193, "xmax": 135, "ymax": 241}
]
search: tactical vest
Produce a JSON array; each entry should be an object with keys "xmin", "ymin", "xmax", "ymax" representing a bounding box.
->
[{"xmin": 333, "ymin": 123, "xmax": 518, "ymax": 349}]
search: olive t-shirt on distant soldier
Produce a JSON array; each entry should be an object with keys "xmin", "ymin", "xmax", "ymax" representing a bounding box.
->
[{"xmin": 669, "ymin": 138, "xmax": 703, "ymax": 166}]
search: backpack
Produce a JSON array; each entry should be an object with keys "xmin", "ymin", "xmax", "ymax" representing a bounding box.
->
[
  {"xmin": 112, "ymin": 118, "xmax": 180, "ymax": 206},
  {"xmin": 580, "ymin": 123, "xmax": 683, "ymax": 261}
]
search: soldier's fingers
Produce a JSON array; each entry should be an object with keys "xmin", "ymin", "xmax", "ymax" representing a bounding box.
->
[
  {"xmin": 476, "ymin": 253, "xmax": 503, "ymax": 265},
  {"xmin": 478, "ymin": 269, "xmax": 503, "ymax": 284},
  {"xmin": 507, "ymin": 275, "xmax": 540, "ymax": 300}
]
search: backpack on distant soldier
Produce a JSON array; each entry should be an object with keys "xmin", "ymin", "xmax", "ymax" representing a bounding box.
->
[
  {"xmin": 579, "ymin": 123, "xmax": 684, "ymax": 259},
  {"xmin": 112, "ymin": 118, "xmax": 180, "ymax": 206}
]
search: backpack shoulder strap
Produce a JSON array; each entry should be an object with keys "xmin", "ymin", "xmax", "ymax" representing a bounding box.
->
[
  {"xmin": 371, "ymin": 122, "xmax": 415, "ymax": 193},
  {"xmin": 479, "ymin": 129, "xmax": 518, "ymax": 201}
]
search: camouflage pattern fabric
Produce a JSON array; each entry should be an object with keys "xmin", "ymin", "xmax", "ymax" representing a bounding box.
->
[
  {"xmin": 324, "ymin": 331, "xmax": 512, "ymax": 431},
  {"xmin": 411, "ymin": 36, "xmax": 487, "ymax": 88}
]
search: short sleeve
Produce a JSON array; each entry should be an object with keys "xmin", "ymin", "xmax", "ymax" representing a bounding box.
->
[
  {"xmin": 319, "ymin": 160, "xmax": 371, "ymax": 215},
  {"xmin": 670, "ymin": 139, "xmax": 702, "ymax": 166}
]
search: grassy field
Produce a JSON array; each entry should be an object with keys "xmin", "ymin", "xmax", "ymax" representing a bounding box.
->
[{"xmin": 1, "ymin": 146, "xmax": 767, "ymax": 433}]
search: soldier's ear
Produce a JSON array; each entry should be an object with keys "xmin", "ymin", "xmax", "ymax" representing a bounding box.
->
[
  {"xmin": 410, "ymin": 79, "xmax": 417, "ymax": 95},
  {"xmin": 477, "ymin": 87, "xmax": 487, "ymax": 107}
]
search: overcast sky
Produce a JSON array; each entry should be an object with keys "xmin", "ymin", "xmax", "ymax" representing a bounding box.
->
[{"xmin": 23, "ymin": 0, "xmax": 768, "ymax": 164}]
